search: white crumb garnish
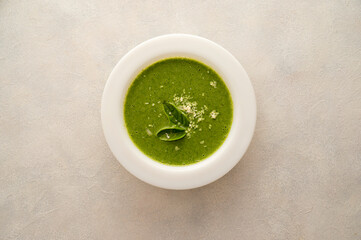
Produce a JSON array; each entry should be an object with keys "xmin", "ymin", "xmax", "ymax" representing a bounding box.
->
[
  {"xmin": 210, "ymin": 81, "xmax": 217, "ymax": 88},
  {"xmin": 182, "ymin": 105, "xmax": 191, "ymax": 113},
  {"xmin": 209, "ymin": 124, "xmax": 212, "ymax": 129},
  {"xmin": 173, "ymin": 93, "xmax": 210, "ymax": 138},
  {"xmin": 146, "ymin": 128, "xmax": 152, "ymax": 136},
  {"xmin": 200, "ymin": 140, "xmax": 204, "ymax": 144},
  {"xmin": 145, "ymin": 102, "xmax": 149, "ymax": 105},
  {"xmin": 152, "ymin": 103, "xmax": 155, "ymax": 106},
  {"xmin": 160, "ymin": 85, "xmax": 163, "ymax": 88},
  {"xmin": 148, "ymin": 124, "xmax": 153, "ymax": 127},
  {"xmin": 210, "ymin": 110, "xmax": 219, "ymax": 119},
  {"xmin": 175, "ymin": 146, "xmax": 180, "ymax": 151}
]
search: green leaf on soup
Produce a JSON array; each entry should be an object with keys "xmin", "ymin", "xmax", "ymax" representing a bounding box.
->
[
  {"xmin": 162, "ymin": 102, "xmax": 190, "ymax": 128},
  {"xmin": 156, "ymin": 126, "xmax": 186, "ymax": 141}
]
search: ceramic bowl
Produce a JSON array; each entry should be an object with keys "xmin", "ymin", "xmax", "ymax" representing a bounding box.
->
[{"xmin": 101, "ymin": 34, "xmax": 256, "ymax": 190}]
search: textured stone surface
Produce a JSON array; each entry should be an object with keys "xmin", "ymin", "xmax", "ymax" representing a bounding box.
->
[{"xmin": 1, "ymin": 0, "xmax": 361, "ymax": 239}]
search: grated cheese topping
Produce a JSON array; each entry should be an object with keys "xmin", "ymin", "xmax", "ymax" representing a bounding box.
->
[
  {"xmin": 210, "ymin": 110, "xmax": 219, "ymax": 119},
  {"xmin": 173, "ymin": 93, "xmax": 208, "ymax": 138}
]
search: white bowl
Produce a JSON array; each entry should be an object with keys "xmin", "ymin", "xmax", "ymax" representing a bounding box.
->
[{"xmin": 101, "ymin": 34, "xmax": 256, "ymax": 190}]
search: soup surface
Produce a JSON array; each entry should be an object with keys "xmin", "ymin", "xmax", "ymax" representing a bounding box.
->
[{"xmin": 124, "ymin": 58, "xmax": 233, "ymax": 165}]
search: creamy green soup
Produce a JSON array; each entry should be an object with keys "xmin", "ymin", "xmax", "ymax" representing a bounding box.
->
[{"xmin": 124, "ymin": 58, "xmax": 233, "ymax": 165}]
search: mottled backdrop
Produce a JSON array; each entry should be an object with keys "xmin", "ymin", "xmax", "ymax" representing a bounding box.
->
[{"xmin": 1, "ymin": 0, "xmax": 361, "ymax": 239}]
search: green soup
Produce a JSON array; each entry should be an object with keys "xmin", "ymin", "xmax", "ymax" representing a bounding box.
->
[{"xmin": 124, "ymin": 58, "xmax": 233, "ymax": 165}]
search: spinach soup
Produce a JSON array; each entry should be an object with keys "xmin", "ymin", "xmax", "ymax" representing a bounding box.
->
[{"xmin": 124, "ymin": 58, "xmax": 233, "ymax": 165}]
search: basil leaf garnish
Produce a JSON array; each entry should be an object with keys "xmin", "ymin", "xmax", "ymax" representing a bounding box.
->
[
  {"xmin": 155, "ymin": 102, "xmax": 189, "ymax": 142},
  {"xmin": 156, "ymin": 126, "xmax": 186, "ymax": 141},
  {"xmin": 163, "ymin": 102, "xmax": 190, "ymax": 128}
]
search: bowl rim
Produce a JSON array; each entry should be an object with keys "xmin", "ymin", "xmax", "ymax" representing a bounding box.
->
[{"xmin": 101, "ymin": 34, "xmax": 256, "ymax": 190}]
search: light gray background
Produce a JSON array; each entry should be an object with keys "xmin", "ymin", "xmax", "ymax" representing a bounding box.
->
[{"xmin": 1, "ymin": 0, "xmax": 361, "ymax": 239}]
